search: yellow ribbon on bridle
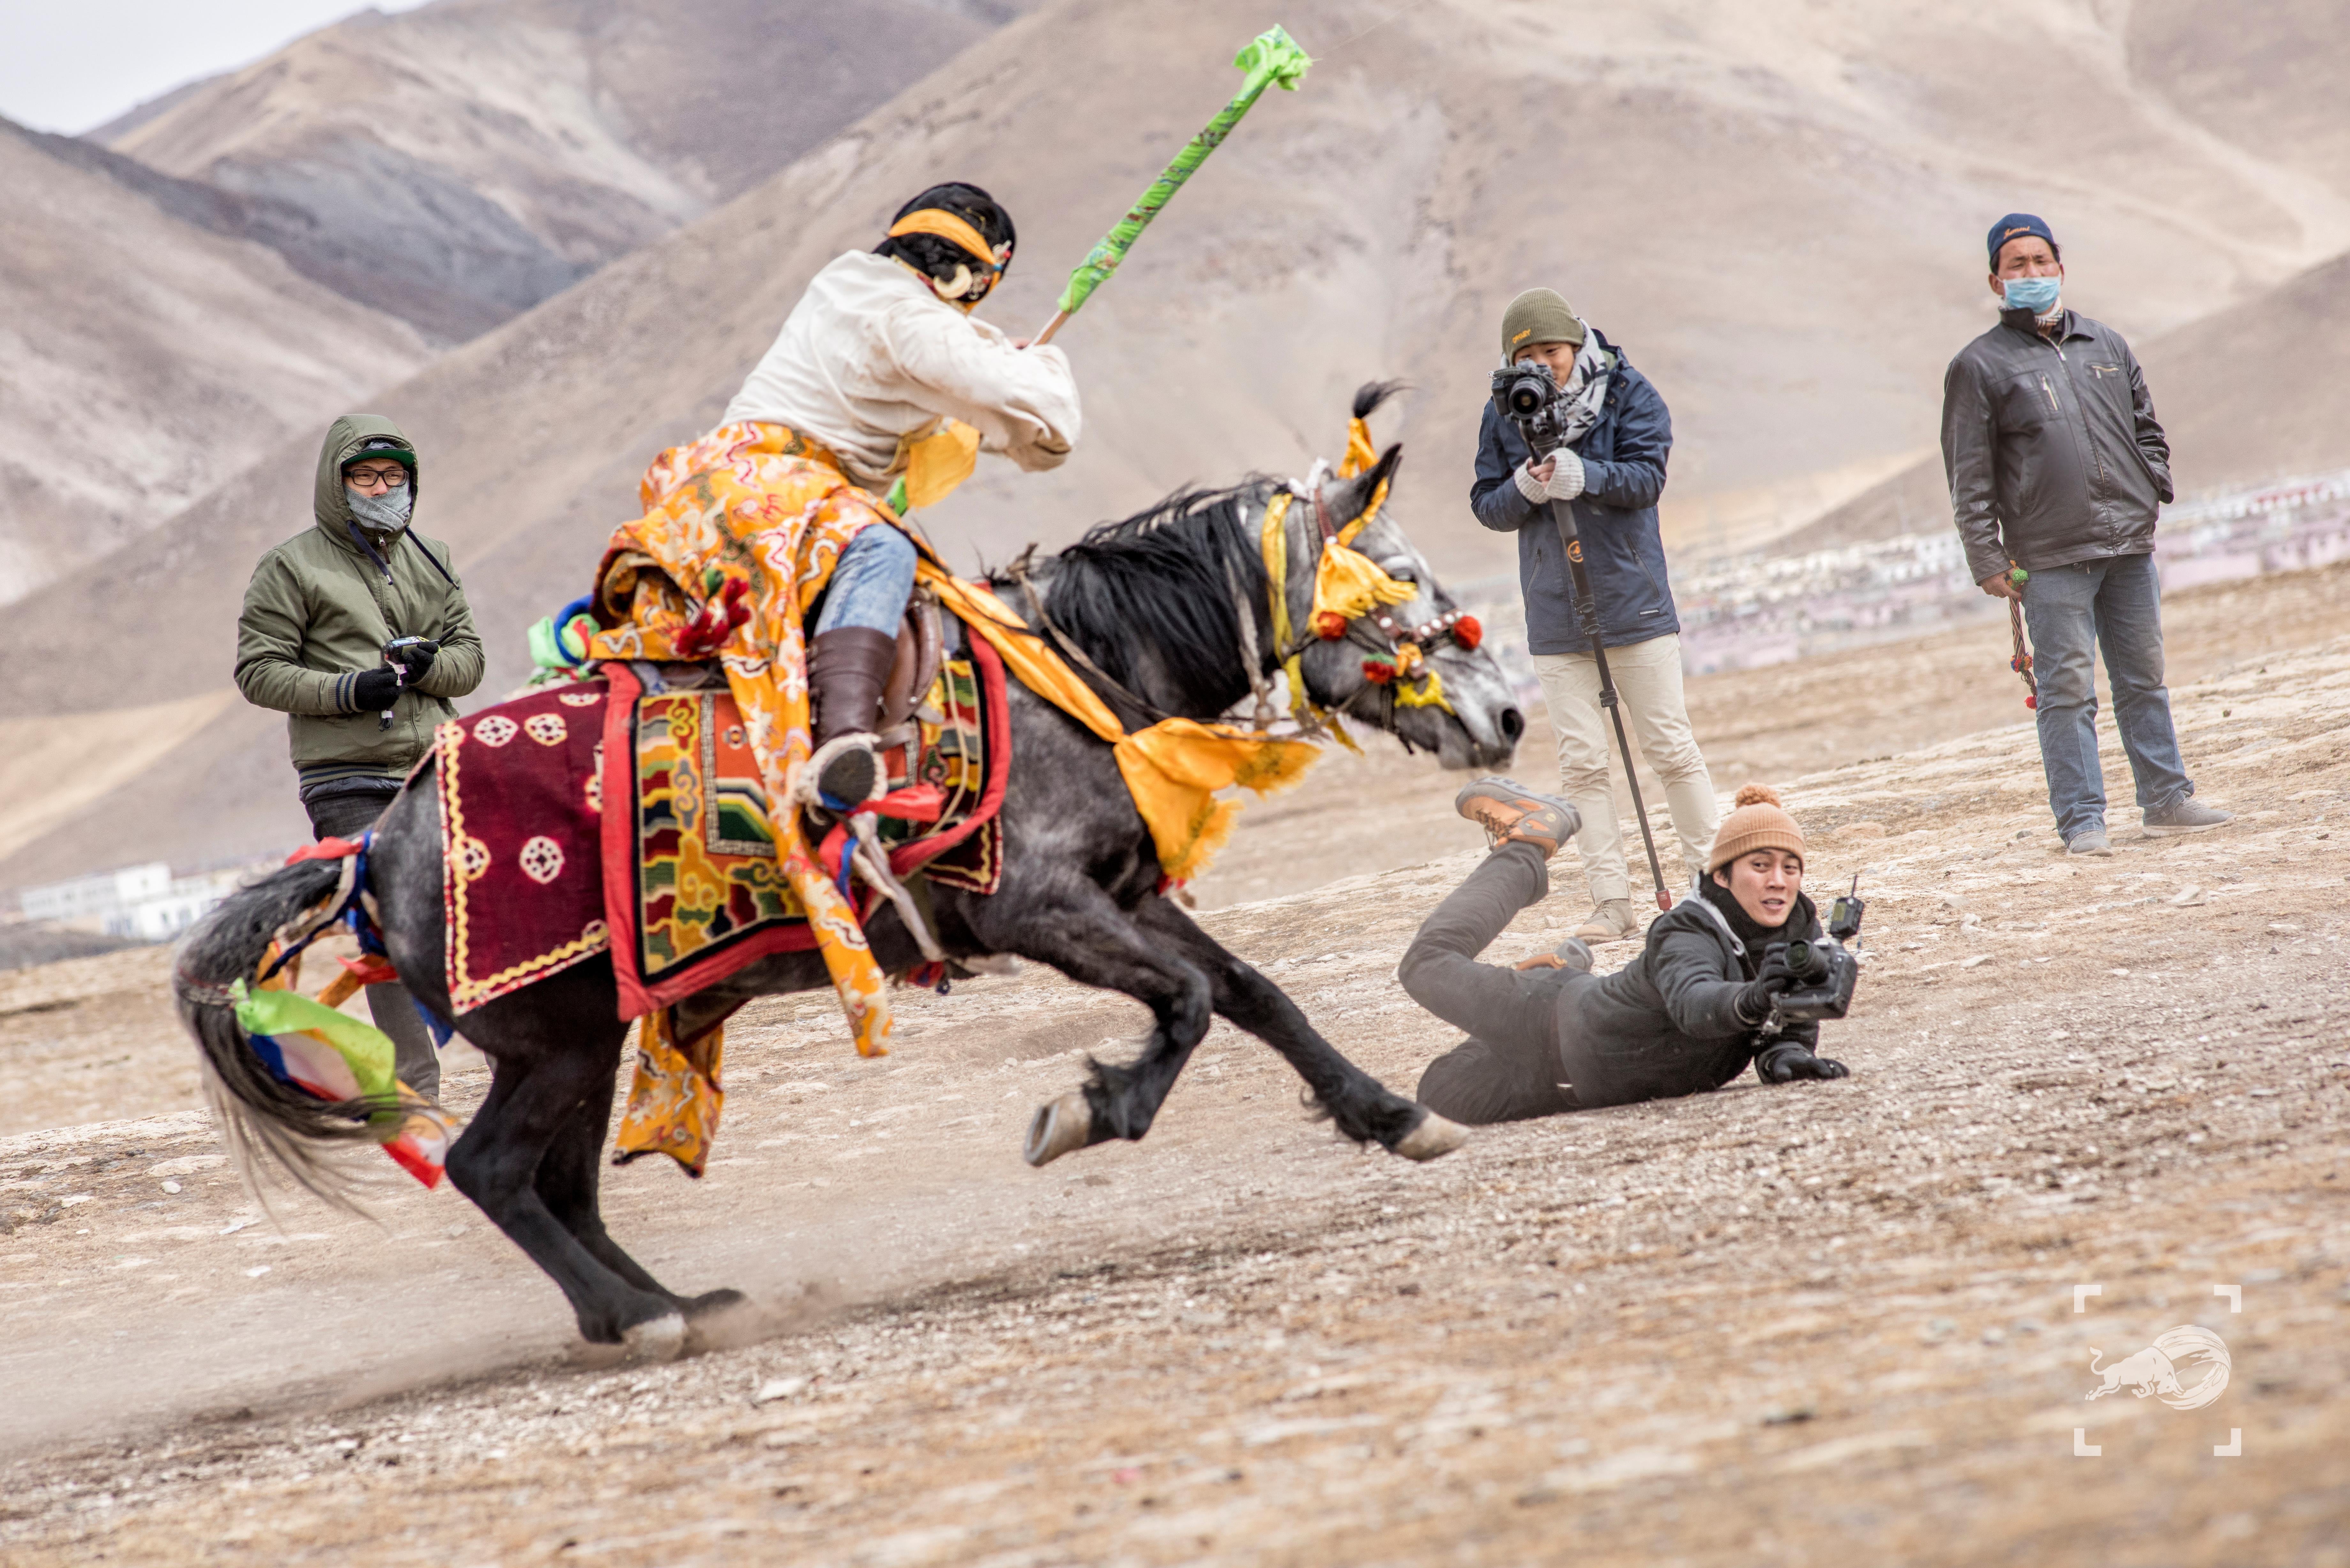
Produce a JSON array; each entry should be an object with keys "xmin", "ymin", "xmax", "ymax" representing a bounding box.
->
[{"xmin": 1259, "ymin": 477, "xmax": 1449, "ymax": 733}]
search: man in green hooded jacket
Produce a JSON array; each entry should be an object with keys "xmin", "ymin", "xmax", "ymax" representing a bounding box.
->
[{"xmin": 235, "ymin": 414, "xmax": 484, "ymax": 1096}]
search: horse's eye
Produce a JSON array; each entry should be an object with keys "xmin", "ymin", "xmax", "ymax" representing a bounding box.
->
[{"xmin": 1381, "ymin": 562, "xmax": 1419, "ymax": 585}]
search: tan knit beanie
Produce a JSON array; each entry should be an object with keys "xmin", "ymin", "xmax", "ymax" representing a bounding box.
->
[{"xmin": 1708, "ymin": 784, "xmax": 1806, "ymax": 873}]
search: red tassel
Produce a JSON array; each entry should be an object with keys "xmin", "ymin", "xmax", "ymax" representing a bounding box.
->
[
  {"xmin": 1312, "ymin": 610, "xmax": 1348, "ymax": 640},
  {"xmin": 1452, "ymin": 614, "xmax": 1482, "ymax": 651},
  {"xmin": 1362, "ymin": 659, "xmax": 1397, "ymax": 685},
  {"xmin": 676, "ymin": 577, "xmax": 751, "ymax": 658}
]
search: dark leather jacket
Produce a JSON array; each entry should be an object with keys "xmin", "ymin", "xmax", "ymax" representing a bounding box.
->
[{"xmin": 1940, "ymin": 307, "xmax": 2173, "ymax": 587}]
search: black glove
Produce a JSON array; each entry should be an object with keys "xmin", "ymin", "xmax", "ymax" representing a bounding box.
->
[
  {"xmin": 1757, "ymin": 1042, "xmax": 1850, "ymax": 1083},
  {"xmin": 351, "ymin": 667, "xmax": 401, "ymax": 711},
  {"xmin": 388, "ymin": 638, "xmax": 440, "ymax": 682},
  {"xmin": 1734, "ymin": 945, "xmax": 1800, "ymax": 1025}
]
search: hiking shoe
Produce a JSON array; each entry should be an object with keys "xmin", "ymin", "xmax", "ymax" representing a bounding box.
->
[
  {"xmin": 2066, "ymin": 828, "xmax": 2113, "ymax": 857},
  {"xmin": 1512, "ymin": 937, "xmax": 1596, "ymax": 974},
  {"xmin": 1455, "ymin": 777, "xmax": 1581, "ymax": 857},
  {"xmin": 2143, "ymin": 798, "xmax": 2232, "ymax": 837},
  {"xmin": 1574, "ymin": 899, "xmax": 1640, "ymax": 942}
]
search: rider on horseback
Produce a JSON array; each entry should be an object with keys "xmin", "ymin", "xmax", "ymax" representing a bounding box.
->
[{"xmin": 723, "ymin": 182, "xmax": 1082, "ymax": 810}]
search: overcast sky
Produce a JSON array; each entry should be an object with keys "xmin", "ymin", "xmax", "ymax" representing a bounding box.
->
[{"xmin": 0, "ymin": 0, "xmax": 433, "ymax": 136}]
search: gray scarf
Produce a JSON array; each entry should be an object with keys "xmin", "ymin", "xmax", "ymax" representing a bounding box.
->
[
  {"xmin": 1550, "ymin": 333, "xmax": 1615, "ymax": 449},
  {"xmin": 349, "ymin": 484, "xmax": 414, "ymax": 537}
]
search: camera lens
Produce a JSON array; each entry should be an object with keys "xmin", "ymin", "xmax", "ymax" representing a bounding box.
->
[{"xmin": 1785, "ymin": 940, "xmax": 1829, "ymax": 984}]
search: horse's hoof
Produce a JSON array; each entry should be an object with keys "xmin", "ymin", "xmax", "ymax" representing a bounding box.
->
[
  {"xmin": 1392, "ymin": 1111, "xmax": 1469, "ymax": 1162},
  {"xmin": 1023, "ymin": 1093, "xmax": 1092, "ymax": 1168},
  {"xmin": 683, "ymin": 1287, "xmax": 747, "ymax": 1321},
  {"xmin": 622, "ymin": 1311, "xmax": 687, "ymax": 1362}
]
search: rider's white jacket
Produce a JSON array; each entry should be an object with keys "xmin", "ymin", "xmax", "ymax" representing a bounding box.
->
[{"xmin": 724, "ymin": 250, "xmax": 1082, "ymax": 489}]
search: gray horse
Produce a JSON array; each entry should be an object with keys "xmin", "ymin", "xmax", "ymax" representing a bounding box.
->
[{"xmin": 179, "ymin": 431, "xmax": 1523, "ymax": 1354}]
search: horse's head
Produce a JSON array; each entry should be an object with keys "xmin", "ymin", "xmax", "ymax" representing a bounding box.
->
[{"xmin": 1276, "ymin": 445, "xmax": 1523, "ymax": 770}]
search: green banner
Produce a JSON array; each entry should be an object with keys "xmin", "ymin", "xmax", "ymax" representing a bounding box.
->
[{"xmin": 1054, "ymin": 24, "xmax": 1312, "ymax": 319}]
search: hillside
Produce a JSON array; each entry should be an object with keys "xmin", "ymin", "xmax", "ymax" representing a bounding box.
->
[
  {"xmin": 97, "ymin": 0, "xmax": 1028, "ymax": 342},
  {"xmin": 0, "ymin": 118, "xmax": 428, "ymax": 606},
  {"xmin": 7, "ymin": 0, "xmax": 2350, "ymax": 887}
]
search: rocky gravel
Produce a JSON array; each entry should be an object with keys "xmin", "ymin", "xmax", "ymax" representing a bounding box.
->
[{"xmin": 2, "ymin": 582, "xmax": 2348, "ymax": 1564}]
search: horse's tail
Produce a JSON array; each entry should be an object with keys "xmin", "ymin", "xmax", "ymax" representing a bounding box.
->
[{"xmin": 175, "ymin": 858, "xmax": 377, "ymax": 1211}]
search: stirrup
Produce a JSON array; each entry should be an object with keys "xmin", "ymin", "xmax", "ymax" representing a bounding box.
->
[{"xmin": 794, "ymin": 733, "xmax": 884, "ymax": 816}]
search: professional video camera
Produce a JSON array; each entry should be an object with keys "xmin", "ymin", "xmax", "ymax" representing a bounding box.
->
[
  {"xmin": 1490, "ymin": 361, "xmax": 1576, "ymax": 459},
  {"xmin": 1765, "ymin": 878, "xmax": 1866, "ymax": 1022}
]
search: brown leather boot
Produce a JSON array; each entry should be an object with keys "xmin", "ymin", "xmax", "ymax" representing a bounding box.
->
[
  {"xmin": 807, "ymin": 626, "xmax": 898, "ymax": 808},
  {"xmin": 1454, "ymin": 777, "xmax": 1581, "ymax": 857}
]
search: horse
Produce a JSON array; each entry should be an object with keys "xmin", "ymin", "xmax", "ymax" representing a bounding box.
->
[{"xmin": 178, "ymin": 428, "xmax": 1525, "ymax": 1355}]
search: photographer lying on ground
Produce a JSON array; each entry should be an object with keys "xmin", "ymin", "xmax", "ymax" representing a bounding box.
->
[{"xmin": 1407, "ymin": 779, "xmax": 1848, "ymax": 1125}]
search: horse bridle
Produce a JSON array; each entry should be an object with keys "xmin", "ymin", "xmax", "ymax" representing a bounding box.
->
[{"xmin": 1289, "ymin": 473, "xmax": 1477, "ymax": 661}]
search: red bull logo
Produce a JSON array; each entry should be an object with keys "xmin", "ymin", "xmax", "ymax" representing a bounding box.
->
[{"xmin": 2084, "ymin": 1325, "xmax": 2230, "ymax": 1410}]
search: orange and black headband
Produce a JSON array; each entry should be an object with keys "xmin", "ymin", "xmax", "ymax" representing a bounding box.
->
[{"xmin": 886, "ymin": 208, "xmax": 1005, "ymax": 272}]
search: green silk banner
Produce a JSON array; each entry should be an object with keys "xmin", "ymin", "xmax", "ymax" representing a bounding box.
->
[{"xmin": 1053, "ymin": 24, "xmax": 1313, "ymax": 319}]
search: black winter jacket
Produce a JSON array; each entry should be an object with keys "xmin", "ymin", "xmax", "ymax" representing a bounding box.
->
[
  {"xmin": 1554, "ymin": 890, "xmax": 1822, "ymax": 1108},
  {"xmin": 1469, "ymin": 332, "xmax": 1678, "ymax": 652},
  {"xmin": 1941, "ymin": 308, "xmax": 2173, "ymax": 588}
]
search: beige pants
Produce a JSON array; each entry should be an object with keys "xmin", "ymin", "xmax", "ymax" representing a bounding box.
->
[{"xmin": 1530, "ymin": 633, "xmax": 1718, "ymax": 905}]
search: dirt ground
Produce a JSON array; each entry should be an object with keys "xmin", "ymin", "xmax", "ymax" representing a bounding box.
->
[{"xmin": 4, "ymin": 564, "xmax": 2349, "ymax": 1564}]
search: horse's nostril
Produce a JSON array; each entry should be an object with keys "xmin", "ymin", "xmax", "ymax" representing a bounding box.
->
[{"xmin": 1498, "ymin": 706, "xmax": 1525, "ymax": 742}]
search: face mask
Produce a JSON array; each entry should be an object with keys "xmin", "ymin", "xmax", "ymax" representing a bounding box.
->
[
  {"xmin": 2001, "ymin": 276, "xmax": 2062, "ymax": 315},
  {"xmin": 348, "ymin": 482, "xmax": 413, "ymax": 535}
]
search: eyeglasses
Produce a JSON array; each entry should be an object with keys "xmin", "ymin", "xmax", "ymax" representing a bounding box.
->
[{"xmin": 345, "ymin": 468, "xmax": 409, "ymax": 491}]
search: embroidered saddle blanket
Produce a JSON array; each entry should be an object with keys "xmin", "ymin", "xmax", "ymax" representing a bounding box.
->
[{"xmin": 433, "ymin": 632, "xmax": 1009, "ymax": 1021}]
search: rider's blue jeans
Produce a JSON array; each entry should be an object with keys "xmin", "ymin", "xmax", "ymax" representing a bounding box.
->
[
  {"xmin": 2021, "ymin": 551, "xmax": 2194, "ymax": 842},
  {"xmin": 814, "ymin": 524, "xmax": 918, "ymax": 637}
]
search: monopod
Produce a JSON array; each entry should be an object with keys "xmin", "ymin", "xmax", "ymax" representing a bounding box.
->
[{"xmin": 1540, "ymin": 494, "xmax": 1675, "ymax": 912}]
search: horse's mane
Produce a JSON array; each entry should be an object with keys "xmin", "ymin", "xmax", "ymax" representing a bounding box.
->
[{"xmin": 1027, "ymin": 479, "xmax": 1274, "ymax": 717}]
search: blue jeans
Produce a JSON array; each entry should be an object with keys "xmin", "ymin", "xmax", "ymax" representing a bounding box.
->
[
  {"xmin": 2021, "ymin": 552, "xmax": 2192, "ymax": 841},
  {"xmin": 813, "ymin": 524, "xmax": 916, "ymax": 636}
]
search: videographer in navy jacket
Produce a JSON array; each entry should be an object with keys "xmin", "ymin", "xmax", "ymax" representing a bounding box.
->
[{"xmin": 1471, "ymin": 287, "xmax": 1718, "ymax": 944}]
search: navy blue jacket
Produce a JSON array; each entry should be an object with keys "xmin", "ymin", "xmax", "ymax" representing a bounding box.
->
[{"xmin": 1470, "ymin": 333, "xmax": 1677, "ymax": 652}]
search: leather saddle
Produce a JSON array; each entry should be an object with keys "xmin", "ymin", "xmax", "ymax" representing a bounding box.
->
[{"xmin": 626, "ymin": 585, "xmax": 945, "ymax": 745}]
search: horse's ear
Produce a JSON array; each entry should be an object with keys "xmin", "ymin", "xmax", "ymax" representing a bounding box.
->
[{"xmin": 1333, "ymin": 442, "xmax": 1403, "ymax": 526}]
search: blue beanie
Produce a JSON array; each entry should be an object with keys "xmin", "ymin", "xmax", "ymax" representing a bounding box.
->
[{"xmin": 1987, "ymin": 213, "xmax": 2059, "ymax": 268}]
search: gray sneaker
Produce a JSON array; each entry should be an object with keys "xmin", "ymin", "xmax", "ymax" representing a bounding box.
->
[
  {"xmin": 2066, "ymin": 828, "xmax": 2113, "ymax": 857},
  {"xmin": 2143, "ymin": 798, "xmax": 2232, "ymax": 837}
]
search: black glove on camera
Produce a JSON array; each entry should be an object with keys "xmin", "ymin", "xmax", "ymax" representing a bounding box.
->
[
  {"xmin": 351, "ymin": 667, "xmax": 401, "ymax": 711},
  {"xmin": 1756, "ymin": 1041, "xmax": 1850, "ymax": 1083},
  {"xmin": 388, "ymin": 638, "xmax": 440, "ymax": 682},
  {"xmin": 1734, "ymin": 945, "xmax": 1800, "ymax": 1026}
]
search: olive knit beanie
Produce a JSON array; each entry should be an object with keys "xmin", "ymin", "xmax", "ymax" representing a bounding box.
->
[
  {"xmin": 1708, "ymin": 784, "xmax": 1806, "ymax": 873},
  {"xmin": 1501, "ymin": 288, "xmax": 1586, "ymax": 361}
]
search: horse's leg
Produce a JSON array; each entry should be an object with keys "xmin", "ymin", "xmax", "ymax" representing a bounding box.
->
[
  {"xmin": 1128, "ymin": 894, "xmax": 1464, "ymax": 1160},
  {"xmin": 529, "ymin": 1052, "xmax": 744, "ymax": 1322},
  {"xmin": 443, "ymin": 1015, "xmax": 688, "ymax": 1355},
  {"xmin": 955, "ymin": 869, "xmax": 1214, "ymax": 1163}
]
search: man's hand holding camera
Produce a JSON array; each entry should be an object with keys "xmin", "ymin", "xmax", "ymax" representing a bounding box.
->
[{"xmin": 351, "ymin": 637, "xmax": 441, "ymax": 713}]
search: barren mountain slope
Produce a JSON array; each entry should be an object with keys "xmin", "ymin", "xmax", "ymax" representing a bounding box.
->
[
  {"xmin": 0, "ymin": 119, "xmax": 427, "ymax": 605},
  {"xmin": 99, "ymin": 0, "xmax": 1027, "ymax": 342},
  {"xmin": 1786, "ymin": 246, "xmax": 2350, "ymax": 554},
  {"xmin": 4, "ymin": 0, "xmax": 2345, "ymax": 886}
]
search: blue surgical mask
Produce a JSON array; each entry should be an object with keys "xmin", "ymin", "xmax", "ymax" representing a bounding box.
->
[{"xmin": 2001, "ymin": 276, "xmax": 2062, "ymax": 315}]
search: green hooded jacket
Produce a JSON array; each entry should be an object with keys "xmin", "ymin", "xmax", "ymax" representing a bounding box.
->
[{"xmin": 234, "ymin": 414, "xmax": 486, "ymax": 792}]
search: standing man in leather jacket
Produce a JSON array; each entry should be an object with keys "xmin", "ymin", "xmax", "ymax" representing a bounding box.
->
[
  {"xmin": 1943, "ymin": 214, "xmax": 2230, "ymax": 856},
  {"xmin": 235, "ymin": 415, "xmax": 484, "ymax": 1097},
  {"xmin": 1471, "ymin": 289, "xmax": 1718, "ymax": 943}
]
